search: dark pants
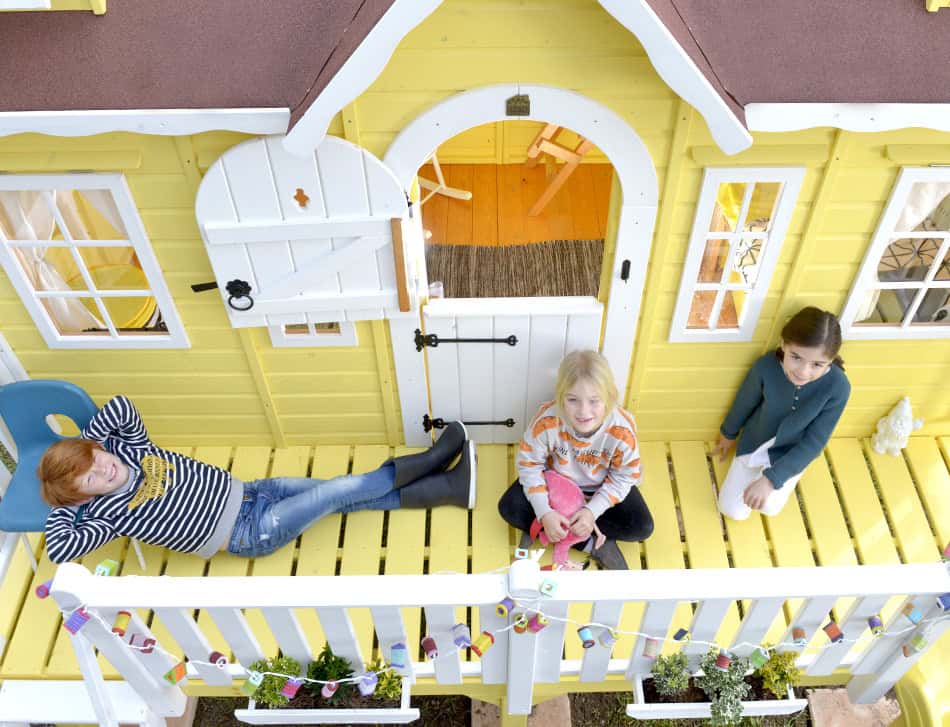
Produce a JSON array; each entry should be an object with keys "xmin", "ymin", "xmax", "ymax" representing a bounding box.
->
[{"xmin": 497, "ymin": 478, "xmax": 654, "ymax": 542}]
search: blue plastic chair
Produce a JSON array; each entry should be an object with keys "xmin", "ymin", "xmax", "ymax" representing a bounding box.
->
[{"xmin": 0, "ymin": 379, "xmax": 99, "ymax": 570}]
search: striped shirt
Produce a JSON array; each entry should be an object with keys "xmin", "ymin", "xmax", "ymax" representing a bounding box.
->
[
  {"xmin": 45, "ymin": 396, "xmax": 243, "ymax": 564},
  {"xmin": 517, "ymin": 401, "xmax": 642, "ymax": 521}
]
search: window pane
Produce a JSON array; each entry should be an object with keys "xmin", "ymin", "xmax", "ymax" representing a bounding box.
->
[
  {"xmin": 934, "ymin": 247, "xmax": 950, "ymax": 281},
  {"xmin": 100, "ymin": 296, "xmax": 160, "ymax": 331},
  {"xmin": 285, "ymin": 323, "xmax": 310, "ymax": 335},
  {"xmin": 696, "ymin": 238, "xmax": 730, "ymax": 283},
  {"xmin": 719, "ymin": 291, "xmax": 742, "ymax": 329},
  {"xmin": 0, "ymin": 190, "xmax": 55, "ymax": 240},
  {"xmin": 732, "ymin": 237, "xmax": 765, "ymax": 285},
  {"xmin": 709, "ymin": 183, "xmax": 746, "ymax": 232},
  {"xmin": 42, "ymin": 295, "xmax": 105, "ymax": 334},
  {"xmin": 744, "ymin": 182, "xmax": 781, "ymax": 232},
  {"xmin": 57, "ymin": 190, "xmax": 128, "ymax": 240},
  {"xmin": 896, "ymin": 183, "xmax": 950, "ymax": 233},
  {"xmin": 12, "ymin": 242, "xmax": 81, "ymax": 292},
  {"xmin": 687, "ymin": 290, "xmax": 716, "ymax": 329},
  {"xmin": 75, "ymin": 247, "xmax": 148, "ymax": 290},
  {"xmin": 854, "ymin": 288, "xmax": 915, "ymax": 325},
  {"xmin": 877, "ymin": 237, "xmax": 940, "ymax": 282}
]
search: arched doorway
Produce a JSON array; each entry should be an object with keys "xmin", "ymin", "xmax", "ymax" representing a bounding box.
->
[{"xmin": 384, "ymin": 84, "xmax": 658, "ymax": 445}]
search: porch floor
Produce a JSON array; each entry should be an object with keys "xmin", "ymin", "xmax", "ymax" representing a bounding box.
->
[{"xmin": 1, "ymin": 436, "xmax": 949, "ymax": 687}]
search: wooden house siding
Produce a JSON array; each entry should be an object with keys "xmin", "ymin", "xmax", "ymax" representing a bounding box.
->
[{"xmin": 0, "ymin": 0, "xmax": 947, "ymax": 448}]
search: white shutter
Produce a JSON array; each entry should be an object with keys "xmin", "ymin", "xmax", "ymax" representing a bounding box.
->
[{"xmin": 195, "ymin": 135, "xmax": 414, "ymax": 328}]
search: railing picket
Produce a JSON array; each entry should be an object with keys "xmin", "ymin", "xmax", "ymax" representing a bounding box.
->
[
  {"xmin": 683, "ymin": 598, "xmax": 732, "ymax": 671},
  {"xmin": 261, "ymin": 607, "xmax": 312, "ymax": 668},
  {"xmin": 506, "ymin": 607, "xmax": 538, "ymax": 715},
  {"xmin": 777, "ymin": 596, "xmax": 838, "ymax": 655},
  {"xmin": 120, "ymin": 611, "xmax": 177, "ymax": 684},
  {"xmin": 847, "ymin": 601, "xmax": 950, "ymax": 704},
  {"xmin": 370, "ymin": 606, "xmax": 414, "ymax": 682},
  {"xmin": 730, "ymin": 597, "xmax": 786, "ymax": 657},
  {"xmin": 478, "ymin": 604, "xmax": 508, "ymax": 684},
  {"xmin": 850, "ymin": 594, "xmax": 930, "ymax": 675},
  {"xmin": 579, "ymin": 600, "xmax": 623, "ymax": 682},
  {"xmin": 155, "ymin": 607, "xmax": 233, "ymax": 686},
  {"xmin": 535, "ymin": 600, "xmax": 568, "ymax": 683},
  {"xmin": 423, "ymin": 605, "xmax": 462, "ymax": 684},
  {"xmin": 207, "ymin": 607, "xmax": 265, "ymax": 667},
  {"xmin": 626, "ymin": 600, "xmax": 677, "ymax": 678},
  {"xmin": 807, "ymin": 594, "xmax": 891, "ymax": 676},
  {"xmin": 315, "ymin": 607, "xmax": 365, "ymax": 673},
  {"xmin": 67, "ymin": 632, "xmax": 120, "ymax": 727}
]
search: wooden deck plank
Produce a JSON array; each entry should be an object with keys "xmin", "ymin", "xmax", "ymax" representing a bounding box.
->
[
  {"xmin": 193, "ymin": 446, "xmax": 248, "ymax": 661},
  {"xmin": 419, "ymin": 164, "xmax": 448, "ymax": 245},
  {"xmin": 296, "ymin": 446, "xmax": 350, "ymax": 659},
  {"xmin": 564, "ymin": 165, "xmax": 600, "ymax": 241},
  {"xmin": 635, "ymin": 442, "xmax": 686, "ymax": 653},
  {"xmin": 905, "ymin": 437, "xmax": 950, "ymax": 549},
  {"xmin": 863, "ymin": 442, "xmax": 939, "ymax": 563},
  {"xmin": 384, "ymin": 446, "xmax": 427, "ymax": 659},
  {"xmin": 471, "ymin": 445, "xmax": 511, "ymax": 638},
  {"xmin": 339, "ymin": 445, "xmax": 389, "ymax": 662},
  {"xmin": 0, "ymin": 534, "xmax": 42, "ymax": 669},
  {"xmin": 711, "ymin": 454, "xmax": 787, "ymax": 645},
  {"xmin": 244, "ymin": 447, "xmax": 310, "ymax": 660},
  {"xmin": 825, "ymin": 440, "xmax": 900, "ymax": 567},
  {"xmin": 0, "ymin": 548, "xmax": 61, "ymax": 678},
  {"xmin": 445, "ymin": 164, "xmax": 474, "ymax": 246},
  {"xmin": 472, "ymin": 165, "xmax": 499, "ymax": 247},
  {"xmin": 670, "ymin": 441, "xmax": 741, "ymax": 645},
  {"xmin": 498, "ymin": 165, "xmax": 527, "ymax": 245}
]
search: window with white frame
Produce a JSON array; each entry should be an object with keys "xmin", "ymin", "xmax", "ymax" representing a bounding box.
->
[
  {"xmin": 840, "ymin": 168, "xmax": 950, "ymax": 339},
  {"xmin": 669, "ymin": 167, "xmax": 805, "ymax": 342},
  {"xmin": 268, "ymin": 321, "xmax": 358, "ymax": 348},
  {"xmin": 0, "ymin": 174, "xmax": 188, "ymax": 349}
]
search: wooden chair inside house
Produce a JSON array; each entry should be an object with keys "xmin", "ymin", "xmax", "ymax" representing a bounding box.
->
[{"xmin": 525, "ymin": 123, "xmax": 594, "ymax": 217}]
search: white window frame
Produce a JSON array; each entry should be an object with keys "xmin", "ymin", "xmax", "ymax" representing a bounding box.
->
[
  {"xmin": 669, "ymin": 167, "xmax": 805, "ymax": 342},
  {"xmin": 0, "ymin": 173, "xmax": 189, "ymax": 349},
  {"xmin": 840, "ymin": 167, "xmax": 950, "ymax": 340},
  {"xmin": 267, "ymin": 321, "xmax": 358, "ymax": 348}
]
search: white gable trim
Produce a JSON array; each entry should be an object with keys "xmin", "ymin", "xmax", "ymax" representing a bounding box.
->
[
  {"xmin": 283, "ymin": 0, "xmax": 443, "ymax": 157},
  {"xmin": 747, "ymin": 103, "xmax": 950, "ymax": 133},
  {"xmin": 597, "ymin": 0, "xmax": 752, "ymax": 155},
  {"xmin": 0, "ymin": 108, "xmax": 289, "ymax": 139}
]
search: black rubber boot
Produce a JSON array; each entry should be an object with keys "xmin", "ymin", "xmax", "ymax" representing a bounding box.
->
[
  {"xmin": 387, "ymin": 421, "xmax": 467, "ymax": 488},
  {"xmin": 590, "ymin": 539, "xmax": 629, "ymax": 570},
  {"xmin": 399, "ymin": 441, "xmax": 476, "ymax": 509}
]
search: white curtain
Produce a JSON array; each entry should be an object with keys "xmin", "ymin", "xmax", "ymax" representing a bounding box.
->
[{"xmin": 0, "ymin": 191, "xmax": 104, "ymax": 332}]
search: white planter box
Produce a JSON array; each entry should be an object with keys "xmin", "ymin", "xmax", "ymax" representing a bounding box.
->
[
  {"xmin": 626, "ymin": 675, "xmax": 809, "ymax": 720},
  {"xmin": 234, "ymin": 676, "xmax": 420, "ymax": 725}
]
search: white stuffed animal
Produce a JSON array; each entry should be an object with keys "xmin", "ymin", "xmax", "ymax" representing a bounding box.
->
[{"xmin": 872, "ymin": 397, "xmax": 923, "ymax": 456}]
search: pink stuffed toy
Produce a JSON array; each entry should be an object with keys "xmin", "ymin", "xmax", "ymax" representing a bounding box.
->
[{"xmin": 528, "ymin": 470, "xmax": 605, "ymax": 570}]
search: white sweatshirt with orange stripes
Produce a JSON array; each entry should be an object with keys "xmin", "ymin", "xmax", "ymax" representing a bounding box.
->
[{"xmin": 517, "ymin": 401, "xmax": 643, "ymax": 521}]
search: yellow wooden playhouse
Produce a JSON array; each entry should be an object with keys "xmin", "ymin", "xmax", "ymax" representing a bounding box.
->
[{"xmin": 0, "ymin": 1, "xmax": 949, "ymax": 725}]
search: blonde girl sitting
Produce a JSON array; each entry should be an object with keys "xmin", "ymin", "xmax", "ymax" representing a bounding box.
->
[{"xmin": 497, "ymin": 350, "xmax": 654, "ymax": 570}]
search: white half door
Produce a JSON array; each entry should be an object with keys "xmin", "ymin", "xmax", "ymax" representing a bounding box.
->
[{"xmin": 421, "ymin": 296, "xmax": 604, "ymax": 444}]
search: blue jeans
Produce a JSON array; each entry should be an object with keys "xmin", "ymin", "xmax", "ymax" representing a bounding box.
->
[{"xmin": 227, "ymin": 464, "xmax": 399, "ymax": 557}]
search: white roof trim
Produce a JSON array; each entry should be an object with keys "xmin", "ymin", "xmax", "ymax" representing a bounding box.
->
[
  {"xmin": 597, "ymin": 0, "xmax": 752, "ymax": 155},
  {"xmin": 746, "ymin": 103, "xmax": 950, "ymax": 133},
  {"xmin": 283, "ymin": 0, "xmax": 443, "ymax": 157},
  {"xmin": 0, "ymin": 108, "xmax": 290, "ymax": 138}
]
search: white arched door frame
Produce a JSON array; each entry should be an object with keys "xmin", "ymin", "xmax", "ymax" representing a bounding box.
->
[{"xmin": 384, "ymin": 84, "xmax": 658, "ymax": 436}]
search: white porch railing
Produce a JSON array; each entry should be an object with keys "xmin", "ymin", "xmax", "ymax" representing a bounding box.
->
[{"xmin": 42, "ymin": 558, "xmax": 950, "ymax": 726}]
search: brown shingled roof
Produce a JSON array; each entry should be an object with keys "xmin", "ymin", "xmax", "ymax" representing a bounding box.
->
[
  {"xmin": 0, "ymin": 0, "xmax": 396, "ymax": 116},
  {"xmin": 2, "ymin": 0, "xmax": 950, "ymax": 134}
]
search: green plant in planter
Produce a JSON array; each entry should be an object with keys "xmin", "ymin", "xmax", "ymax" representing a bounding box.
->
[
  {"xmin": 696, "ymin": 648, "xmax": 751, "ymax": 726},
  {"xmin": 367, "ymin": 657, "xmax": 403, "ymax": 701},
  {"xmin": 755, "ymin": 647, "xmax": 801, "ymax": 699},
  {"xmin": 306, "ymin": 643, "xmax": 355, "ymax": 702},
  {"xmin": 650, "ymin": 652, "xmax": 690, "ymax": 698},
  {"xmin": 246, "ymin": 655, "xmax": 302, "ymax": 708}
]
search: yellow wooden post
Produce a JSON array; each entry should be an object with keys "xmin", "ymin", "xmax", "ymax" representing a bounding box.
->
[
  {"xmin": 341, "ymin": 103, "xmax": 362, "ymax": 145},
  {"xmin": 371, "ymin": 320, "xmax": 401, "ymax": 445},
  {"xmin": 237, "ymin": 328, "xmax": 287, "ymax": 448}
]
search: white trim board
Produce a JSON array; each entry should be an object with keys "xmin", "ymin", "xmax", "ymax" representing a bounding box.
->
[
  {"xmin": 283, "ymin": 0, "xmax": 443, "ymax": 157},
  {"xmin": 746, "ymin": 103, "xmax": 950, "ymax": 133},
  {"xmin": 284, "ymin": 0, "xmax": 752, "ymax": 157},
  {"xmin": 383, "ymin": 83, "xmax": 659, "ymax": 442},
  {"xmin": 0, "ymin": 108, "xmax": 289, "ymax": 139},
  {"xmin": 596, "ymin": 0, "xmax": 752, "ymax": 155}
]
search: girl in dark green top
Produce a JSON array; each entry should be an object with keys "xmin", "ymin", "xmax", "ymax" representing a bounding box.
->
[{"xmin": 713, "ymin": 307, "xmax": 851, "ymax": 520}]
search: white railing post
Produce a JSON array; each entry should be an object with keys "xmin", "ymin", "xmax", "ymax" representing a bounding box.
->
[
  {"xmin": 778, "ymin": 596, "xmax": 838, "ymax": 654},
  {"xmin": 153, "ymin": 607, "xmax": 233, "ymax": 686},
  {"xmin": 849, "ymin": 593, "xmax": 930, "ymax": 676},
  {"xmin": 683, "ymin": 598, "xmax": 731, "ymax": 671},
  {"xmin": 625, "ymin": 600, "xmax": 676, "ymax": 678},
  {"xmin": 579, "ymin": 600, "xmax": 623, "ymax": 682},
  {"xmin": 807, "ymin": 594, "xmax": 892, "ymax": 675},
  {"xmin": 424, "ymin": 604, "xmax": 462, "ymax": 684},
  {"xmin": 730, "ymin": 596, "xmax": 785, "ymax": 657},
  {"xmin": 67, "ymin": 631, "xmax": 120, "ymax": 727},
  {"xmin": 505, "ymin": 559, "xmax": 542, "ymax": 714},
  {"xmin": 315, "ymin": 606, "xmax": 365, "ymax": 672},
  {"xmin": 370, "ymin": 606, "xmax": 414, "ymax": 683}
]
